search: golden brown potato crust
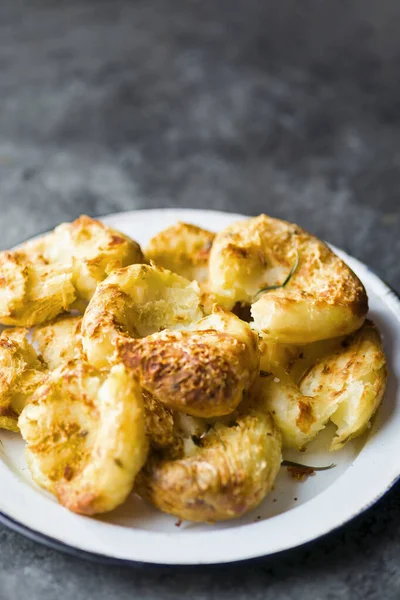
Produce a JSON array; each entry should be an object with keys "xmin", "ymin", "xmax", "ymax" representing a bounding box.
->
[
  {"xmin": 19, "ymin": 362, "xmax": 148, "ymax": 515},
  {"xmin": 0, "ymin": 328, "xmax": 46, "ymax": 431},
  {"xmin": 209, "ymin": 214, "xmax": 368, "ymax": 343},
  {"xmin": 0, "ymin": 215, "xmax": 144, "ymax": 327},
  {"xmin": 143, "ymin": 390, "xmax": 175, "ymax": 449},
  {"xmin": 146, "ymin": 221, "xmax": 215, "ymax": 283},
  {"xmin": 120, "ymin": 329, "xmax": 253, "ymax": 417},
  {"xmin": 136, "ymin": 407, "xmax": 282, "ymax": 522},
  {"xmin": 119, "ymin": 307, "xmax": 259, "ymax": 418}
]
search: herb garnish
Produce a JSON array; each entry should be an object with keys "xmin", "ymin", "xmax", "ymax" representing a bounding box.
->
[{"xmin": 253, "ymin": 251, "xmax": 299, "ymax": 300}]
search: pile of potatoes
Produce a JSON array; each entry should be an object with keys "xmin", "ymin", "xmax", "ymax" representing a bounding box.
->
[{"xmin": 0, "ymin": 214, "xmax": 387, "ymax": 522}]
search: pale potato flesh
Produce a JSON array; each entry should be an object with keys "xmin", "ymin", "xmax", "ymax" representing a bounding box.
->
[{"xmin": 256, "ymin": 320, "xmax": 387, "ymax": 450}]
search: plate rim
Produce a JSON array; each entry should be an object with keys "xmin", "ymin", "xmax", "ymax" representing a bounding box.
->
[{"xmin": 1, "ymin": 207, "xmax": 400, "ymax": 567}]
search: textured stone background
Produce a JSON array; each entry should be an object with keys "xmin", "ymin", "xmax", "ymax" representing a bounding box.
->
[{"xmin": 1, "ymin": 1, "xmax": 400, "ymax": 598}]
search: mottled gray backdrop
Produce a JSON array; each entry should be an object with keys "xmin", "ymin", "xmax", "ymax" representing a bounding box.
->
[{"xmin": 0, "ymin": 1, "xmax": 400, "ymax": 599}]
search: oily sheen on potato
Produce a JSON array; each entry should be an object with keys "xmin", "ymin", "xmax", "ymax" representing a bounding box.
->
[{"xmin": 0, "ymin": 212, "xmax": 388, "ymax": 523}]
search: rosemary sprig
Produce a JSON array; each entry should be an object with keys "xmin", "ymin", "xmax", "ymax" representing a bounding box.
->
[
  {"xmin": 281, "ymin": 459, "xmax": 336, "ymax": 471},
  {"xmin": 253, "ymin": 251, "xmax": 299, "ymax": 300}
]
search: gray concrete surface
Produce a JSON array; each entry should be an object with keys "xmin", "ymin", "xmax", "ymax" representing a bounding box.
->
[{"xmin": 0, "ymin": 0, "xmax": 400, "ymax": 598}]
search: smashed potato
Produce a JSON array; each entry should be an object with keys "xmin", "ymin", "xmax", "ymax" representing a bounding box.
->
[
  {"xmin": 49, "ymin": 215, "xmax": 144, "ymax": 303},
  {"xmin": 209, "ymin": 214, "xmax": 368, "ymax": 343},
  {"xmin": 0, "ymin": 215, "xmax": 144, "ymax": 327},
  {"xmin": 256, "ymin": 320, "xmax": 387, "ymax": 450},
  {"xmin": 120, "ymin": 307, "xmax": 259, "ymax": 418},
  {"xmin": 0, "ymin": 328, "xmax": 46, "ymax": 432},
  {"xmin": 19, "ymin": 362, "xmax": 148, "ymax": 515},
  {"xmin": 0, "ymin": 248, "xmax": 76, "ymax": 329},
  {"xmin": 0, "ymin": 212, "xmax": 389, "ymax": 524},
  {"xmin": 146, "ymin": 222, "xmax": 215, "ymax": 284},
  {"xmin": 81, "ymin": 263, "xmax": 203, "ymax": 368},
  {"xmin": 136, "ymin": 404, "xmax": 282, "ymax": 522}
]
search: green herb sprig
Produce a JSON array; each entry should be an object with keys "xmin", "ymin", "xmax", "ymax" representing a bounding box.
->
[
  {"xmin": 281, "ymin": 459, "xmax": 336, "ymax": 471},
  {"xmin": 253, "ymin": 251, "xmax": 299, "ymax": 300}
]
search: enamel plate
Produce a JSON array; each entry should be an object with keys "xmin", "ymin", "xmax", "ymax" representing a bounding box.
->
[{"xmin": 1, "ymin": 208, "xmax": 399, "ymax": 566}]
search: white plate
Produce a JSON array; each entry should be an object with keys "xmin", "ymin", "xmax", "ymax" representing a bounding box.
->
[{"xmin": 1, "ymin": 208, "xmax": 399, "ymax": 566}]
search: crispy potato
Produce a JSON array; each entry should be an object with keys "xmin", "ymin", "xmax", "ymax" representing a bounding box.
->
[
  {"xmin": 50, "ymin": 215, "xmax": 144, "ymax": 303},
  {"xmin": 81, "ymin": 264, "xmax": 203, "ymax": 368},
  {"xmin": 0, "ymin": 247, "xmax": 76, "ymax": 328},
  {"xmin": 136, "ymin": 403, "xmax": 282, "ymax": 522},
  {"xmin": 0, "ymin": 328, "xmax": 46, "ymax": 432},
  {"xmin": 209, "ymin": 214, "xmax": 368, "ymax": 343},
  {"xmin": 0, "ymin": 216, "xmax": 144, "ymax": 327},
  {"xmin": 19, "ymin": 362, "xmax": 148, "ymax": 515},
  {"xmin": 33, "ymin": 315, "xmax": 84, "ymax": 370},
  {"xmin": 146, "ymin": 222, "xmax": 215, "ymax": 284},
  {"xmin": 256, "ymin": 320, "xmax": 387, "ymax": 450},
  {"xmin": 119, "ymin": 307, "xmax": 259, "ymax": 418},
  {"xmin": 143, "ymin": 389, "xmax": 175, "ymax": 449}
]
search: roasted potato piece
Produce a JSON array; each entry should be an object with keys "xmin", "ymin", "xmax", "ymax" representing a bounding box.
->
[
  {"xmin": 256, "ymin": 320, "xmax": 387, "ymax": 450},
  {"xmin": 119, "ymin": 307, "xmax": 259, "ymax": 418},
  {"xmin": 136, "ymin": 404, "xmax": 282, "ymax": 522},
  {"xmin": 33, "ymin": 315, "xmax": 84, "ymax": 370},
  {"xmin": 209, "ymin": 214, "xmax": 368, "ymax": 343},
  {"xmin": 0, "ymin": 328, "xmax": 46, "ymax": 432},
  {"xmin": 0, "ymin": 248, "xmax": 76, "ymax": 328},
  {"xmin": 50, "ymin": 215, "xmax": 144, "ymax": 303},
  {"xmin": 0, "ymin": 215, "xmax": 144, "ymax": 327},
  {"xmin": 146, "ymin": 222, "xmax": 215, "ymax": 284},
  {"xmin": 19, "ymin": 362, "xmax": 148, "ymax": 515},
  {"xmin": 82, "ymin": 264, "xmax": 203, "ymax": 368}
]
